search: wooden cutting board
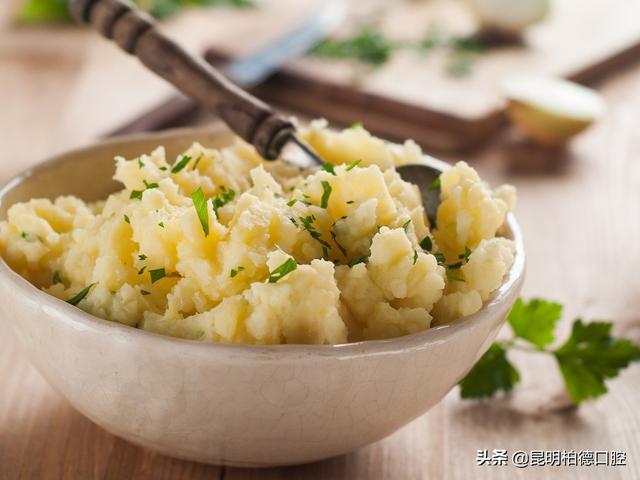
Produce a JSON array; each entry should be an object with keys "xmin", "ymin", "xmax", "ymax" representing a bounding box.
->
[{"xmin": 116, "ymin": 0, "xmax": 640, "ymax": 152}]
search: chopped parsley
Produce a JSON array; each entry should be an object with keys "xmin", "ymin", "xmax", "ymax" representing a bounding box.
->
[
  {"xmin": 448, "ymin": 262, "xmax": 462, "ymax": 270},
  {"xmin": 66, "ymin": 283, "xmax": 95, "ymax": 306},
  {"xmin": 348, "ymin": 256, "xmax": 367, "ymax": 267},
  {"xmin": 158, "ymin": 221, "xmax": 164, "ymax": 228},
  {"xmin": 267, "ymin": 258, "xmax": 297, "ymax": 283},
  {"xmin": 446, "ymin": 270, "xmax": 465, "ymax": 282},
  {"xmin": 20, "ymin": 231, "xmax": 40, "ymax": 242},
  {"xmin": 320, "ymin": 181, "xmax": 332, "ymax": 208},
  {"xmin": 346, "ymin": 160, "xmax": 361, "ymax": 171},
  {"xmin": 230, "ymin": 266, "xmax": 245, "ymax": 278},
  {"xmin": 52, "ymin": 270, "xmax": 63, "ymax": 285},
  {"xmin": 159, "ymin": 166, "xmax": 168, "ymax": 171},
  {"xmin": 428, "ymin": 176, "xmax": 441, "ymax": 192},
  {"xmin": 143, "ymin": 179, "xmax": 159, "ymax": 189},
  {"xmin": 298, "ymin": 215, "xmax": 331, "ymax": 257},
  {"xmin": 459, "ymin": 245, "xmax": 472, "ymax": 262},
  {"xmin": 191, "ymin": 187, "xmax": 209, "ymax": 236},
  {"xmin": 351, "ymin": 121, "xmax": 363, "ymax": 129},
  {"xmin": 413, "ymin": 250, "xmax": 418, "ymax": 265},
  {"xmin": 171, "ymin": 155, "xmax": 191, "ymax": 173},
  {"xmin": 137, "ymin": 159, "xmax": 145, "ymax": 168},
  {"xmin": 141, "ymin": 290, "xmax": 151, "ymax": 296},
  {"xmin": 138, "ymin": 254, "xmax": 147, "ymax": 261},
  {"xmin": 330, "ymin": 230, "xmax": 347, "ymax": 257},
  {"xmin": 194, "ymin": 330, "xmax": 205, "ymax": 338},
  {"xmin": 123, "ymin": 214, "xmax": 130, "ymax": 224},
  {"xmin": 211, "ymin": 186, "xmax": 236, "ymax": 215},
  {"xmin": 192, "ymin": 154, "xmax": 203, "ymax": 170},
  {"xmin": 434, "ymin": 253, "xmax": 446, "ymax": 266},
  {"xmin": 149, "ymin": 268, "xmax": 166, "ymax": 284},
  {"xmin": 419, "ymin": 235, "xmax": 433, "ymax": 251},
  {"xmin": 321, "ymin": 163, "xmax": 337, "ymax": 176},
  {"xmin": 287, "ymin": 199, "xmax": 298, "ymax": 207},
  {"xmin": 130, "ymin": 190, "xmax": 143, "ymax": 200},
  {"xmin": 346, "ymin": 200, "xmax": 355, "ymax": 204},
  {"xmin": 138, "ymin": 266, "xmax": 146, "ymax": 275},
  {"xmin": 289, "ymin": 217, "xmax": 298, "ymax": 227},
  {"xmin": 402, "ymin": 219, "xmax": 411, "ymax": 231}
]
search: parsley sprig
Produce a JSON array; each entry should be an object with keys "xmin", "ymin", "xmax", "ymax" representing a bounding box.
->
[
  {"xmin": 267, "ymin": 258, "xmax": 297, "ymax": 283},
  {"xmin": 459, "ymin": 298, "xmax": 640, "ymax": 404}
]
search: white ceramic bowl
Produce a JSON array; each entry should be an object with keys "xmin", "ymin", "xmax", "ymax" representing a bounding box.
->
[{"xmin": 0, "ymin": 127, "xmax": 525, "ymax": 467}]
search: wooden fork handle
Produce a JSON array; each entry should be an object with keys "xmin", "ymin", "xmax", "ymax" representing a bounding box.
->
[{"xmin": 68, "ymin": 0, "xmax": 294, "ymax": 159}]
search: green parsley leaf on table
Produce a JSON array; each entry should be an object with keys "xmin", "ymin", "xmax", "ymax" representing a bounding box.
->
[
  {"xmin": 459, "ymin": 343, "xmax": 520, "ymax": 399},
  {"xmin": 458, "ymin": 297, "xmax": 640, "ymax": 404},
  {"xmin": 508, "ymin": 298, "xmax": 562, "ymax": 348},
  {"xmin": 554, "ymin": 320, "xmax": 640, "ymax": 403}
]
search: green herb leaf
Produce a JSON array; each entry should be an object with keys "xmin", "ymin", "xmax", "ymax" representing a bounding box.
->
[
  {"xmin": 508, "ymin": 298, "xmax": 563, "ymax": 348},
  {"xmin": 52, "ymin": 270, "xmax": 63, "ymax": 285},
  {"xmin": 321, "ymin": 163, "xmax": 337, "ymax": 176},
  {"xmin": 348, "ymin": 256, "xmax": 367, "ymax": 267},
  {"xmin": 138, "ymin": 266, "xmax": 147, "ymax": 275},
  {"xmin": 413, "ymin": 250, "xmax": 418, "ymax": 265},
  {"xmin": 143, "ymin": 179, "xmax": 159, "ymax": 189},
  {"xmin": 428, "ymin": 176, "xmax": 441, "ymax": 192},
  {"xmin": 192, "ymin": 154, "xmax": 203, "ymax": 170},
  {"xmin": 123, "ymin": 214, "xmax": 130, "ymax": 224},
  {"xmin": 159, "ymin": 166, "xmax": 168, "ymax": 171},
  {"xmin": 419, "ymin": 235, "xmax": 433, "ymax": 252},
  {"xmin": 554, "ymin": 320, "xmax": 640, "ymax": 403},
  {"xmin": 230, "ymin": 266, "xmax": 245, "ymax": 278},
  {"xmin": 149, "ymin": 268, "xmax": 166, "ymax": 284},
  {"xmin": 448, "ymin": 262, "xmax": 462, "ymax": 270},
  {"xmin": 191, "ymin": 187, "xmax": 209, "ymax": 236},
  {"xmin": 141, "ymin": 290, "xmax": 151, "ymax": 296},
  {"xmin": 171, "ymin": 155, "xmax": 192, "ymax": 173},
  {"xmin": 138, "ymin": 159, "xmax": 145, "ymax": 168},
  {"xmin": 287, "ymin": 199, "xmax": 298, "ymax": 207},
  {"xmin": 19, "ymin": 0, "xmax": 71, "ymax": 23},
  {"xmin": 66, "ymin": 283, "xmax": 96, "ymax": 306},
  {"xmin": 267, "ymin": 258, "xmax": 297, "ymax": 283},
  {"xmin": 446, "ymin": 270, "xmax": 465, "ymax": 282},
  {"xmin": 194, "ymin": 329, "xmax": 205, "ymax": 338},
  {"xmin": 320, "ymin": 181, "xmax": 332, "ymax": 209},
  {"xmin": 346, "ymin": 200, "xmax": 355, "ymax": 204},
  {"xmin": 330, "ymin": 230, "xmax": 347, "ymax": 257},
  {"xmin": 434, "ymin": 253, "xmax": 446, "ymax": 266},
  {"xmin": 211, "ymin": 187, "xmax": 236, "ymax": 215},
  {"xmin": 402, "ymin": 219, "xmax": 411, "ymax": 231},
  {"xmin": 351, "ymin": 121, "xmax": 363, "ymax": 129},
  {"xmin": 459, "ymin": 245, "xmax": 472, "ymax": 262},
  {"xmin": 158, "ymin": 221, "xmax": 165, "ymax": 228},
  {"xmin": 130, "ymin": 190, "xmax": 143, "ymax": 200},
  {"xmin": 346, "ymin": 160, "xmax": 362, "ymax": 171},
  {"xmin": 298, "ymin": 215, "xmax": 331, "ymax": 256},
  {"xmin": 20, "ymin": 231, "xmax": 40, "ymax": 242},
  {"xmin": 311, "ymin": 29, "xmax": 394, "ymax": 66},
  {"xmin": 138, "ymin": 254, "xmax": 147, "ymax": 261},
  {"xmin": 459, "ymin": 343, "xmax": 520, "ymax": 399}
]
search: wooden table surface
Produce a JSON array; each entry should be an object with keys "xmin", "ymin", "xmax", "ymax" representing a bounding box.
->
[{"xmin": 1, "ymin": 3, "xmax": 639, "ymax": 479}]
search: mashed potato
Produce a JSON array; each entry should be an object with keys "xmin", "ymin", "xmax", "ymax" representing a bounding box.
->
[{"xmin": 0, "ymin": 121, "xmax": 516, "ymax": 344}]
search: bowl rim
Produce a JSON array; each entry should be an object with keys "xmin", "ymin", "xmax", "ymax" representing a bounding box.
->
[{"xmin": 0, "ymin": 126, "xmax": 525, "ymax": 358}]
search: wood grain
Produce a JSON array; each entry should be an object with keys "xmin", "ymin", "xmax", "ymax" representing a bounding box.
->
[{"xmin": 1, "ymin": 2, "xmax": 639, "ymax": 479}]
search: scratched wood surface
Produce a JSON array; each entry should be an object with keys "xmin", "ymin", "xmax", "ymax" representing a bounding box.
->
[{"xmin": 0, "ymin": 2, "xmax": 639, "ymax": 480}]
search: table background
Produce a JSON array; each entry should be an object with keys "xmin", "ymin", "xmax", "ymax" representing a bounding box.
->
[{"xmin": 1, "ymin": 1, "xmax": 639, "ymax": 479}]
